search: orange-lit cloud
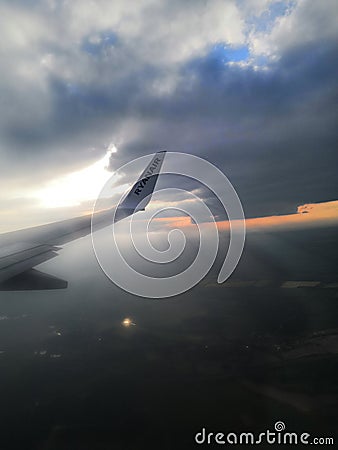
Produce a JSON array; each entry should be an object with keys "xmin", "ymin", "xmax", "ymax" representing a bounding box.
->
[{"xmin": 154, "ymin": 200, "xmax": 338, "ymax": 232}]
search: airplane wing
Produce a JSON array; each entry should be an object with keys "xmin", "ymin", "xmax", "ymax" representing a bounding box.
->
[{"xmin": 0, "ymin": 151, "xmax": 166, "ymax": 289}]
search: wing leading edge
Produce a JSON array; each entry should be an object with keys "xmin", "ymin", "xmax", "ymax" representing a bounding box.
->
[{"xmin": 0, "ymin": 151, "xmax": 166, "ymax": 289}]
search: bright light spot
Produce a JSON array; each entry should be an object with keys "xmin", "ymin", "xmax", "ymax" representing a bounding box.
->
[
  {"xmin": 33, "ymin": 145, "xmax": 123, "ymax": 208},
  {"xmin": 122, "ymin": 317, "xmax": 135, "ymax": 327}
]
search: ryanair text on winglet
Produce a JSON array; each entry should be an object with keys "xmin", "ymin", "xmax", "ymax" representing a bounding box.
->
[{"xmin": 133, "ymin": 157, "xmax": 161, "ymax": 196}]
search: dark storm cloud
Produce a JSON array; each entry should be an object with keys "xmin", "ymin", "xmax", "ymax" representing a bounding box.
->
[{"xmin": 108, "ymin": 40, "xmax": 338, "ymax": 216}]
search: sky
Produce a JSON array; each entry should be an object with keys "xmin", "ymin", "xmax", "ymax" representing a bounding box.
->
[{"xmin": 0, "ymin": 0, "xmax": 337, "ymax": 232}]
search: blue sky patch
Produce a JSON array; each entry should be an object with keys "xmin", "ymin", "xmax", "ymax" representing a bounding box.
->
[
  {"xmin": 210, "ymin": 44, "xmax": 250, "ymax": 63},
  {"xmin": 249, "ymin": 1, "xmax": 296, "ymax": 33},
  {"xmin": 182, "ymin": 43, "xmax": 250, "ymax": 85},
  {"xmin": 82, "ymin": 31, "xmax": 118, "ymax": 56}
]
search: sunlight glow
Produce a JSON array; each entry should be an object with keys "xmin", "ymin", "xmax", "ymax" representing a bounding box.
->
[{"xmin": 33, "ymin": 146, "xmax": 121, "ymax": 208}]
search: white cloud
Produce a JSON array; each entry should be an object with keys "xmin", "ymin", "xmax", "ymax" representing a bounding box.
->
[
  {"xmin": 237, "ymin": 0, "xmax": 272, "ymax": 17},
  {"xmin": 250, "ymin": 0, "xmax": 338, "ymax": 59},
  {"xmin": 1, "ymin": 1, "xmax": 246, "ymax": 87},
  {"xmin": 3, "ymin": 0, "xmax": 337, "ymax": 114}
]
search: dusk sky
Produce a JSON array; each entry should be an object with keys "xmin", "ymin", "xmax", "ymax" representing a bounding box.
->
[{"xmin": 1, "ymin": 0, "xmax": 337, "ymax": 232}]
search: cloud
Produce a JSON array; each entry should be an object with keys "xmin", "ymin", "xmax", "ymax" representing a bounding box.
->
[
  {"xmin": 0, "ymin": 0, "xmax": 337, "ymax": 229},
  {"xmin": 160, "ymin": 200, "xmax": 338, "ymax": 233},
  {"xmin": 250, "ymin": 0, "xmax": 338, "ymax": 58}
]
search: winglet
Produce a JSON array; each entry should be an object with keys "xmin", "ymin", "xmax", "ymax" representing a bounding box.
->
[{"xmin": 114, "ymin": 151, "xmax": 166, "ymax": 222}]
